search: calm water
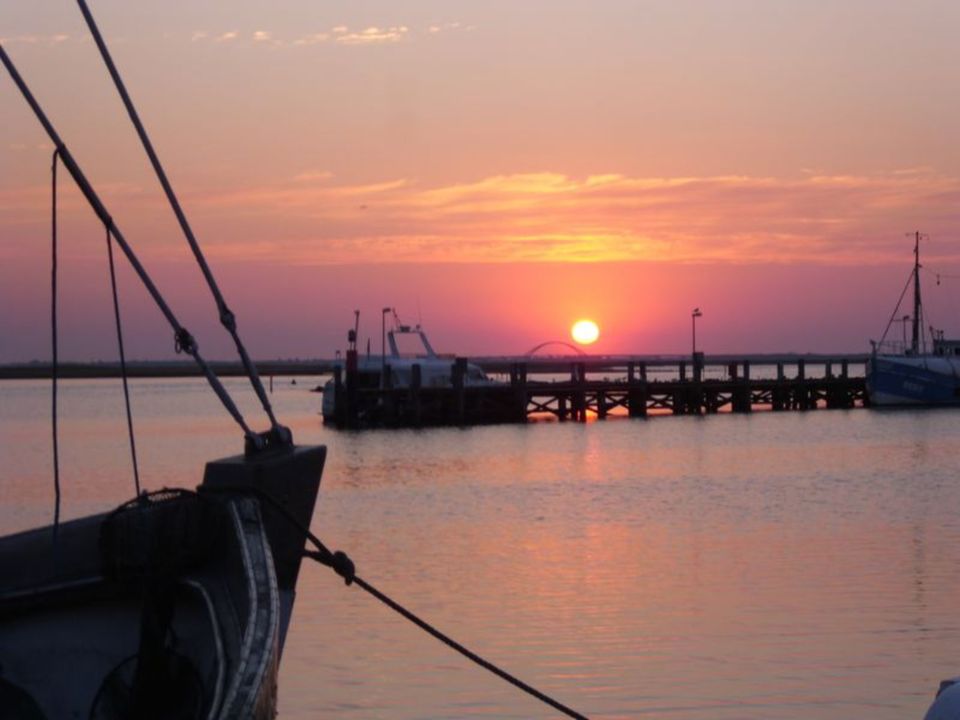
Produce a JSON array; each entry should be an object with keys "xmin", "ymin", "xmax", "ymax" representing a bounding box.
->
[{"xmin": 2, "ymin": 377, "xmax": 959, "ymax": 719}]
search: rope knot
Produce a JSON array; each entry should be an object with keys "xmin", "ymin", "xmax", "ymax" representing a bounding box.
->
[
  {"xmin": 219, "ymin": 308, "xmax": 236, "ymax": 331},
  {"xmin": 174, "ymin": 328, "xmax": 197, "ymax": 355},
  {"xmin": 305, "ymin": 548, "xmax": 355, "ymax": 585},
  {"xmin": 331, "ymin": 550, "xmax": 355, "ymax": 585}
]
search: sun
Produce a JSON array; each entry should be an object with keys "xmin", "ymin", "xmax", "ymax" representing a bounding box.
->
[{"xmin": 571, "ymin": 319, "xmax": 600, "ymax": 345}]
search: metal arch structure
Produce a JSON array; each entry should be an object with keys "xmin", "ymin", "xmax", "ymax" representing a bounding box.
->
[{"xmin": 524, "ymin": 341, "xmax": 587, "ymax": 357}]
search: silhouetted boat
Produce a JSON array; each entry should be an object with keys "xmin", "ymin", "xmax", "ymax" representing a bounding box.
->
[
  {"xmin": 0, "ymin": 4, "xmax": 325, "ymax": 716},
  {"xmin": 867, "ymin": 232, "xmax": 960, "ymax": 406},
  {"xmin": 0, "ymin": 449, "xmax": 324, "ymax": 719},
  {"xmin": 321, "ymin": 310, "xmax": 498, "ymax": 423}
]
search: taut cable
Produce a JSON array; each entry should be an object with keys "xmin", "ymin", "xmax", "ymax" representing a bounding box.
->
[
  {"xmin": 201, "ymin": 484, "xmax": 591, "ymax": 720},
  {"xmin": 76, "ymin": 0, "xmax": 286, "ymax": 439}
]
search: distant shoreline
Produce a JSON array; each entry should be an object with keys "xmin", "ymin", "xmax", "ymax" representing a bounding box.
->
[
  {"xmin": 0, "ymin": 353, "xmax": 870, "ymax": 380},
  {"xmin": 0, "ymin": 360, "xmax": 333, "ymax": 380}
]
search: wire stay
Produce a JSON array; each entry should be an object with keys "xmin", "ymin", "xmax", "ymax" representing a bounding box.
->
[{"xmin": 76, "ymin": 0, "xmax": 286, "ymax": 440}]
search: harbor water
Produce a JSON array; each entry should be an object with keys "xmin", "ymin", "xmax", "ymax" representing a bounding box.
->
[{"xmin": 2, "ymin": 377, "xmax": 959, "ymax": 719}]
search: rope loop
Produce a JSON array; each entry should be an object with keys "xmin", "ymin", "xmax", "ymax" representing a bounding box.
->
[
  {"xmin": 104, "ymin": 223, "xmax": 141, "ymax": 496},
  {"xmin": 50, "ymin": 146, "xmax": 61, "ymax": 556}
]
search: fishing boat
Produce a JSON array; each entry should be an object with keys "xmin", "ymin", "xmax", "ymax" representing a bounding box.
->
[
  {"xmin": 0, "ymin": 4, "xmax": 326, "ymax": 717},
  {"xmin": 867, "ymin": 232, "xmax": 960, "ymax": 406}
]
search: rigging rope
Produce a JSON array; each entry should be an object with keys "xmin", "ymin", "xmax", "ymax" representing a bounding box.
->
[
  {"xmin": 76, "ymin": 0, "xmax": 285, "ymax": 439},
  {"xmin": 342, "ymin": 572, "xmax": 590, "ymax": 720},
  {"xmin": 201, "ymin": 484, "xmax": 591, "ymax": 720},
  {"xmin": 0, "ymin": 44, "xmax": 262, "ymax": 449},
  {"xmin": 50, "ymin": 150, "xmax": 61, "ymax": 549},
  {"xmin": 920, "ymin": 265, "xmax": 960, "ymax": 285},
  {"xmin": 105, "ymin": 224, "xmax": 141, "ymax": 496},
  {"xmin": 877, "ymin": 271, "xmax": 915, "ymax": 348}
]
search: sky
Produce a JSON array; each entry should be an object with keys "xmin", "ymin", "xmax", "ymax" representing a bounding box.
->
[{"xmin": 2, "ymin": 0, "xmax": 960, "ymax": 362}]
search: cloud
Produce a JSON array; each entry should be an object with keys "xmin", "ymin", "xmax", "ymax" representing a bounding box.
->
[
  {"xmin": 292, "ymin": 170, "xmax": 335, "ymax": 183},
  {"xmin": 426, "ymin": 22, "xmax": 470, "ymax": 35},
  {"xmin": 187, "ymin": 23, "xmax": 455, "ymax": 48},
  {"xmin": 293, "ymin": 25, "xmax": 410, "ymax": 46},
  {"xmin": 0, "ymin": 33, "xmax": 71, "ymax": 45},
  {"xmin": 5, "ymin": 169, "xmax": 957, "ymax": 267},
  {"xmin": 292, "ymin": 33, "xmax": 329, "ymax": 46},
  {"xmin": 178, "ymin": 169, "xmax": 960, "ymax": 266},
  {"xmin": 335, "ymin": 26, "xmax": 409, "ymax": 45}
]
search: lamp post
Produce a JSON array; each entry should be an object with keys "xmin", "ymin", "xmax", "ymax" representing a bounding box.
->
[
  {"xmin": 691, "ymin": 307, "xmax": 702, "ymax": 358},
  {"xmin": 381, "ymin": 306, "xmax": 392, "ymax": 384}
]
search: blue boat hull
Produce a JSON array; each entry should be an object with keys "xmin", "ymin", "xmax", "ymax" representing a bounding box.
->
[{"xmin": 866, "ymin": 355, "xmax": 960, "ymax": 406}]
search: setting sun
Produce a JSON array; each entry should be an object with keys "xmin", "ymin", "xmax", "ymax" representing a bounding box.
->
[{"xmin": 571, "ymin": 319, "xmax": 600, "ymax": 345}]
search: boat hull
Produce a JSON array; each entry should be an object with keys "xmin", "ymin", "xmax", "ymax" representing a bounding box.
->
[
  {"xmin": 866, "ymin": 355, "xmax": 960, "ymax": 406},
  {"xmin": 0, "ymin": 444, "xmax": 325, "ymax": 720}
]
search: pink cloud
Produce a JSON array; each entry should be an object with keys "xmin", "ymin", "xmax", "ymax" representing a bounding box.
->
[
  {"xmin": 181, "ymin": 169, "xmax": 960, "ymax": 265},
  {"xmin": 4, "ymin": 169, "xmax": 958, "ymax": 268}
]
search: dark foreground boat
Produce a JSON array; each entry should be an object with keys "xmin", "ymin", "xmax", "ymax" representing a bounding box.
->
[
  {"xmin": 0, "ymin": 446, "xmax": 324, "ymax": 719},
  {"xmin": 0, "ymin": 2, "xmax": 327, "ymax": 717}
]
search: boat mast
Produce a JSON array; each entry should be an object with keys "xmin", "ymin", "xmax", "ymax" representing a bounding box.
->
[{"xmin": 912, "ymin": 230, "xmax": 922, "ymax": 354}]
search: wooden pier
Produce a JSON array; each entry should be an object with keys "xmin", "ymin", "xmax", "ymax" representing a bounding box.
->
[{"xmin": 327, "ymin": 355, "xmax": 870, "ymax": 428}]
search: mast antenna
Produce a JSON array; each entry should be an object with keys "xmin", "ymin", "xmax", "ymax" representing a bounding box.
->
[{"xmin": 909, "ymin": 231, "xmax": 928, "ymax": 355}]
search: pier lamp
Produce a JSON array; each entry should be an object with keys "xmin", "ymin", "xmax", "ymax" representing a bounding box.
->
[
  {"xmin": 381, "ymin": 307, "xmax": 392, "ymax": 383},
  {"xmin": 691, "ymin": 307, "xmax": 703, "ymax": 358}
]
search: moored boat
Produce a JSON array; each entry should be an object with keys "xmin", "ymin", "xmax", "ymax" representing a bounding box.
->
[
  {"xmin": 321, "ymin": 310, "xmax": 501, "ymax": 425},
  {"xmin": 0, "ymin": 447, "xmax": 324, "ymax": 719},
  {"xmin": 867, "ymin": 232, "xmax": 960, "ymax": 406},
  {"xmin": 866, "ymin": 351, "xmax": 960, "ymax": 406},
  {"xmin": 0, "ymin": 5, "xmax": 325, "ymax": 716}
]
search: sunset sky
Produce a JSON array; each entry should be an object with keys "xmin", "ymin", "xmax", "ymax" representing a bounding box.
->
[{"xmin": 2, "ymin": 0, "xmax": 959, "ymax": 362}]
